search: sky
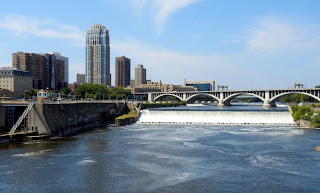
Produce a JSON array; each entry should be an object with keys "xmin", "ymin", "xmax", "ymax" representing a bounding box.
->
[{"xmin": 0, "ymin": 0, "xmax": 319, "ymax": 89}]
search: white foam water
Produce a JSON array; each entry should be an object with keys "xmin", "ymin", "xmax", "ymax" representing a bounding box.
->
[
  {"xmin": 137, "ymin": 109, "xmax": 296, "ymax": 125},
  {"xmin": 76, "ymin": 158, "xmax": 96, "ymax": 165}
]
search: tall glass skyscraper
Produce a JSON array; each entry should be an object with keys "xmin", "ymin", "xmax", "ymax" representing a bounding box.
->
[{"xmin": 85, "ymin": 24, "xmax": 110, "ymax": 85}]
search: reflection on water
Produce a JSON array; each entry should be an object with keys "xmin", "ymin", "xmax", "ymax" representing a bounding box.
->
[{"xmin": 0, "ymin": 111, "xmax": 320, "ymax": 192}]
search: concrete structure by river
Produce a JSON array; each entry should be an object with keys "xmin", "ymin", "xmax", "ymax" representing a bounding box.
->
[{"xmin": 0, "ymin": 101, "xmax": 132, "ymax": 142}]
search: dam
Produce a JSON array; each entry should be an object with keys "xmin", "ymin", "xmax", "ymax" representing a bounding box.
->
[{"xmin": 137, "ymin": 105, "xmax": 296, "ymax": 125}]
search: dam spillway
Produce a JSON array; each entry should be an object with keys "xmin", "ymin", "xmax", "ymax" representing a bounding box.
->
[{"xmin": 137, "ymin": 106, "xmax": 296, "ymax": 125}]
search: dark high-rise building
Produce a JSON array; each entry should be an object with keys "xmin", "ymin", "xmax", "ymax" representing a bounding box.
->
[
  {"xmin": 115, "ymin": 56, "xmax": 130, "ymax": 88},
  {"xmin": 49, "ymin": 52, "xmax": 69, "ymax": 85},
  {"xmin": 12, "ymin": 52, "xmax": 68, "ymax": 90}
]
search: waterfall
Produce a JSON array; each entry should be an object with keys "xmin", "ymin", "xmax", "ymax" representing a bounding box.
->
[{"xmin": 137, "ymin": 108, "xmax": 296, "ymax": 125}]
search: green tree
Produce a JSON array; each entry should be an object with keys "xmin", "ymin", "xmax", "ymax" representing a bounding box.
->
[
  {"xmin": 19, "ymin": 89, "xmax": 38, "ymax": 99},
  {"xmin": 60, "ymin": 87, "xmax": 72, "ymax": 97},
  {"xmin": 292, "ymin": 106, "xmax": 314, "ymax": 121},
  {"xmin": 75, "ymin": 83, "xmax": 115, "ymax": 99},
  {"xmin": 312, "ymin": 114, "xmax": 320, "ymax": 126},
  {"xmin": 280, "ymin": 94, "xmax": 317, "ymax": 103},
  {"xmin": 113, "ymin": 86, "xmax": 131, "ymax": 100},
  {"xmin": 316, "ymin": 85, "xmax": 320, "ymax": 88}
]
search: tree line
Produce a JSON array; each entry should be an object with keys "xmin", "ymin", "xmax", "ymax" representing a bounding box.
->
[
  {"xmin": 280, "ymin": 85, "xmax": 320, "ymax": 103},
  {"xmin": 19, "ymin": 83, "xmax": 132, "ymax": 100},
  {"xmin": 75, "ymin": 83, "xmax": 131, "ymax": 100}
]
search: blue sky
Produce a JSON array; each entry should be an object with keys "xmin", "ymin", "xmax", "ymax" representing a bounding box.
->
[{"xmin": 0, "ymin": 0, "xmax": 319, "ymax": 89}]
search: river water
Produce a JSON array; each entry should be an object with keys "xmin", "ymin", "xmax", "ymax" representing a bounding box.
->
[{"xmin": 0, "ymin": 106, "xmax": 320, "ymax": 192}]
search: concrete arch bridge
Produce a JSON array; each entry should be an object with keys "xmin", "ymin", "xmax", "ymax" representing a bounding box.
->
[{"xmin": 147, "ymin": 88, "xmax": 320, "ymax": 107}]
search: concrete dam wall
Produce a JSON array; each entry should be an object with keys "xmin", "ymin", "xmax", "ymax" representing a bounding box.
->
[
  {"xmin": 137, "ymin": 108, "xmax": 296, "ymax": 125},
  {"xmin": 28, "ymin": 102, "xmax": 128, "ymax": 136}
]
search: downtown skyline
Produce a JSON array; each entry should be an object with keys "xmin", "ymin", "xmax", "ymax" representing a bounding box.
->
[{"xmin": 0, "ymin": 0, "xmax": 319, "ymax": 89}]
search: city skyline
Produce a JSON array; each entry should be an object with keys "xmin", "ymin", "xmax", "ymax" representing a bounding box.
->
[{"xmin": 0, "ymin": 0, "xmax": 320, "ymax": 89}]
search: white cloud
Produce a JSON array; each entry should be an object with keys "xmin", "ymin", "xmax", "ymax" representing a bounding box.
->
[
  {"xmin": 128, "ymin": 0, "xmax": 201, "ymax": 34},
  {"xmin": 219, "ymin": 39, "xmax": 241, "ymax": 43},
  {"xmin": 130, "ymin": 0, "xmax": 148, "ymax": 10},
  {"xmin": 110, "ymin": 15, "xmax": 320, "ymax": 89},
  {"xmin": 245, "ymin": 17, "xmax": 318, "ymax": 55},
  {"xmin": 314, "ymin": 57, "xmax": 320, "ymax": 63},
  {"xmin": 111, "ymin": 39, "xmax": 247, "ymax": 86},
  {"xmin": 153, "ymin": 0, "xmax": 201, "ymax": 34},
  {"xmin": 0, "ymin": 14, "xmax": 84, "ymax": 45}
]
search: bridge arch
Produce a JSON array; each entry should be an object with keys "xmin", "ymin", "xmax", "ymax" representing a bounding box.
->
[
  {"xmin": 269, "ymin": 92, "xmax": 320, "ymax": 103},
  {"xmin": 186, "ymin": 93, "xmax": 219, "ymax": 103},
  {"xmin": 223, "ymin": 92, "xmax": 265, "ymax": 104},
  {"xmin": 153, "ymin": 93, "xmax": 183, "ymax": 102}
]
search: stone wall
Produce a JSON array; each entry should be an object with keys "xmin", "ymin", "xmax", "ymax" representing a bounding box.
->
[
  {"xmin": 28, "ymin": 102, "xmax": 128, "ymax": 136},
  {"xmin": 299, "ymin": 120, "xmax": 315, "ymax": 129}
]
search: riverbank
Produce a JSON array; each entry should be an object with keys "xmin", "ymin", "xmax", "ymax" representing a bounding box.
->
[{"xmin": 288, "ymin": 103, "xmax": 320, "ymax": 129}]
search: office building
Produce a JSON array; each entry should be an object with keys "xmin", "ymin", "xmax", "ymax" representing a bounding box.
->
[
  {"xmin": 12, "ymin": 52, "xmax": 47, "ymax": 89},
  {"xmin": 135, "ymin": 64, "xmax": 146, "ymax": 87},
  {"xmin": 184, "ymin": 80, "xmax": 215, "ymax": 91},
  {"xmin": 0, "ymin": 67, "xmax": 33, "ymax": 99},
  {"xmin": 49, "ymin": 52, "xmax": 69, "ymax": 85},
  {"xmin": 130, "ymin": 79, "xmax": 135, "ymax": 88},
  {"xmin": 12, "ymin": 52, "xmax": 68, "ymax": 90},
  {"xmin": 85, "ymin": 24, "xmax": 110, "ymax": 85},
  {"xmin": 77, "ymin": 73, "xmax": 85, "ymax": 84},
  {"xmin": 130, "ymin": 80, "xmax": 197, "ymax": 94},
  {"xmin": 115, "ymin": 56, "xmax": 130, "ymax": 87}
]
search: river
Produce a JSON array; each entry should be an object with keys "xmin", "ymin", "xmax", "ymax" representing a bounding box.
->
[{"xmin": 0, "ymin": 105, "xmax": 320, "ymax": 192}]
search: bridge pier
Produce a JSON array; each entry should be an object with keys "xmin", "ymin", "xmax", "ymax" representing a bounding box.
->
[
  {"xmin": 218, "ymin": 100, "xmax": 231, "ymax": 107},
  {"xmin": 218, "ymin": 101, "xmax": 225, "ymax": 107},
  {"xmin": 148, "ymin": 93, "xmax": 154, "ymax": 102},
  {"xmin": 262, "ymin": 100, "xmax": 276, "ymax": 108}
]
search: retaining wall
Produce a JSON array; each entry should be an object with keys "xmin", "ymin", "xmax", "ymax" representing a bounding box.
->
[{"xmin": 28, "ymin": 102, "xmax": 128, "ymax": 136}]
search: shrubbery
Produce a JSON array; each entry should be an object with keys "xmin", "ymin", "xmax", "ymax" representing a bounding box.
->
[
  {"xmin": 312, "ymin": 114, "xmax": 320, "ymax": 126},
  {"xmin": 292, "ymin": 106, "xmax": 313, "ymax": 121},
  {"xmin": 291, "ymin": 105, "xmax": 320, "ymax": 126},
  {"xmin": 280, "ymin": 94, "xmax": 317, "ymax": 103}
]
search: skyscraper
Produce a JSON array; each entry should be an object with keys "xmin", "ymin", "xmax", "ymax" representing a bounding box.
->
[
  {"xmin": 12, "ymin": 52, "xmax": 67, "ymax": 90},
  {"xmin": 85, "ymin": 24, "xmax": 110, "ymax": 85},
  {"xmin": 135, "ymin": 64, "xmax": 146, "ymax": 87},
  {"xmin": 115, "ymin": 56, "xmax": 130, "ymax": 88},
  {"xmin": 49, "ymin": 51, "xmax": 69, "ymax": 85}
]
